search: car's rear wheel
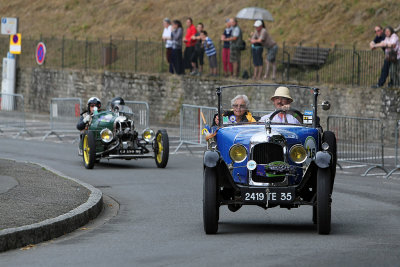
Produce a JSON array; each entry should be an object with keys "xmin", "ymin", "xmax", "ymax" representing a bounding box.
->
[
  {"xmin": 317, "ymin": 167, "xmax": 332, "ymax": 235},
  {"xmin": 203, "ymin": 167, "xmax": 219, "ymax": 234},
  {"xmin": 83, "ymin": 131, "xmax": 96, "ymax": 169},
  {"xmin": 155, "ymin": 129, "xmax": 169, "ymax": 168}
]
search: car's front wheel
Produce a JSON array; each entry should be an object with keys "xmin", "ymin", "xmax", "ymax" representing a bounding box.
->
[
  {"xmin": 154, "ymin": 129, "xmax": 169, "ymax": 168},
  {"xmin": 203, "ymin": 167, "xmax": 219, "ymax": 234},
  {"xmin": 317, "ymin": 167, "xmax": 332, "ymax": 234},
  {"xmin": 82, "ymin": 131, "xmax": 96, "ymax": 169}
]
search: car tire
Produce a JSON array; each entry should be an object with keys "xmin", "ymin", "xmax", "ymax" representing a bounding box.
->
[
  {"xmin": 322, "ymin": 131, "xmax": 337, "ymax": 189},
  {"xmin": 82, "ymin": 130, "xmax": 96, "ymax": 169},
  {"xmin": 203, "ymin": 167, "xmax": 219, "ymax": 234},
  {"xmin": 317, "ymin": 167, "xmax": 332, "ymax": 235},
  {"xmin": 155, "ymin": 129, "xmax": 169, "ymax": 168}
]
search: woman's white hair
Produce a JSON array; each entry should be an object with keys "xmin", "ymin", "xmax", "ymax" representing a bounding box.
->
[{"xmin": 231, "ymin": 95, "xmax": 249, "ymax": 109}]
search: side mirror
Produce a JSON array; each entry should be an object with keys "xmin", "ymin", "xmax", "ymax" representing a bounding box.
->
[{"xmin": 320, "ymin": 101, "xmax": 331, "ymax": 111}]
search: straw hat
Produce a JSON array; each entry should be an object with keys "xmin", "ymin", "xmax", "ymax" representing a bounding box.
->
[{"xmin": 271, "ymin": 86, "xmax": 293, "ymax": 103}]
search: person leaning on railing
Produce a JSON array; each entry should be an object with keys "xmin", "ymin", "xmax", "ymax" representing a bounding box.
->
[
  {"xmin": 213, "ymin": 95, "xmax": 256, "ymax": 126},
  {"xmin": 372, "ymin": 26, "xmax": 400, "ymax": 88}
]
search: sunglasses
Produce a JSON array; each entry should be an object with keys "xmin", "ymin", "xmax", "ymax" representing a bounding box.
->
[{"xmin": 89, "ymin": 104, "xmax": 99, "ymax": 107}]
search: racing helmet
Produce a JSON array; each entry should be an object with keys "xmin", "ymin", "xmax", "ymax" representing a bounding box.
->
[
  {"xmin": 110, "ymin": 97, "xmax": 125, "ymax": 111},
  {"xmin": 87, "ymin": 97, "xmax": 101, "ymax": 110}
]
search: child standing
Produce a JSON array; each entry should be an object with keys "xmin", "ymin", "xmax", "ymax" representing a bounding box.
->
[{"xmin": 200, "ymin": 31, "xmax": 217, "ymax": 76}]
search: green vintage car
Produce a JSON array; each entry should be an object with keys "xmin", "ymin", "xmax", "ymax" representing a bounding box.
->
[{"xmin": 78, "ymin": 104, "xmax": 169, "ymax": 169}]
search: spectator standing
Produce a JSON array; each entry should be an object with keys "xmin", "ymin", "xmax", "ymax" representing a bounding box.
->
[
  {"xmin": 373, "ymin": 26, "xmax": 400, "ymax": 87},
  {"xmin": 183, "ymin": 18, "xmax": 197, "ymax": 73},
  {"xmin": 200, "ymin": 31, "xmax": 218, "ymax": 76},
  {"xmin": 162, "ymin": 18, "xmax": 173, "ymax": 73},
  {"xmin": 170, "ymin": 20, "xmax": 184, "ymax": 75},
  {"xmin": 370, "ymin": 26, "xmax": 390, "ymax": 88},
  {"xmin": 262, "ymin": 23, "xmax": 278, "ymax": 80},
  {"xmin": 221, "ymin": 19, "xmax": 233, "ymax": 77},
  {"xmin": 223, "ymin": 18, "xmax": 242, "ymax": 78},
  {"xmin": 190, "ymin": 23, "xmax": 205, "ymax": 75},
  {"xmin": 250, "ymin": 20, "xmax": 266, "ymax": 80}
]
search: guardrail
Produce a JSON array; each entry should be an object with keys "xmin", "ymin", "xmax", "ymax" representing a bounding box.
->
[
  {"xmin": 174, "ymin": 104, "xmax": 217, "ymax": 153},
  {"xmin": 0, "ymin": 93, "xmax": 31, "ymax": 137},
  {"xmin": 327, "ymin": 115, "xmax": 387, "ymax": 176},
  {"xmin": 386, "ymin": 120, "xmax": 400, "ymax": 179},
  {"xmin": 43, "ymin": 98, "xmax": 82, "ymax": 141}
]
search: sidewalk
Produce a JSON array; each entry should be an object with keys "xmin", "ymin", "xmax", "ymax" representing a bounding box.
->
[{"xmin": 0, "ymin": 159, "xmax": 102, "ymax": 252}]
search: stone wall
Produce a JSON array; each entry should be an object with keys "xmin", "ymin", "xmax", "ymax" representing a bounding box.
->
[{"xmin": 15, "ymin": 67, "xmax": 400, "ymax": 143}]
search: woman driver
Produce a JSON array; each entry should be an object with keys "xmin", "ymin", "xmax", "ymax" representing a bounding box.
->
[{"xmin": 214, "ymin": 95, "xmax": 256, "ymax": 125}]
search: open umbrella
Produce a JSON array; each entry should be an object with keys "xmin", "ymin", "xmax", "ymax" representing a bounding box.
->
[{"xmin": 236, "ymin": 7, "xmax": 274, "ymax": 22}]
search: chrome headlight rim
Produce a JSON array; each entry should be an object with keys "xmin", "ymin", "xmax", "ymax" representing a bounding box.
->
[
  {"xmin": 229, "ymin": 144, "xmax": 248, "ymax": 163},
  {"xmin": 289, "ymin": 144, "xmax": 307, "ymax": 164},
  {"xmin": 142, "ymin": 128, "xmax": 155, "ymax": 142},
  {"xmin": 100, "ymin": 128, "xmax": 114, "ymax": 143}
]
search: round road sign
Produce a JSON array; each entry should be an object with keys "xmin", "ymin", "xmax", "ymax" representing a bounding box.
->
[{"xmin": 36, "ymin": 42, "xmax": 46, "ymax": 65}]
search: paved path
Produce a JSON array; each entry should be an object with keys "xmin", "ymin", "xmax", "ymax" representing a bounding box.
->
[{"xmin": 0, "ymin": 137, "xmax": 399, "ymax": 266}]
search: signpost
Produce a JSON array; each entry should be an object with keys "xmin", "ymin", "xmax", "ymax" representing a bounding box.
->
[
  {"xmin": 1, "ymin": 17, "xmax": 18, "ymax": 35},
  {"xmin": 36, "ymin": 42, "xmax": 46, "ymax": 65},
  {"xmin": 10, "ymin": 33, "xmax": 21, "ymax": 54}
]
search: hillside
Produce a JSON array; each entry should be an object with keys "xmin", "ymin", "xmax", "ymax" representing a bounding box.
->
[{"xmin": 1, "ymin": 0, "xmax": 399, "ymax": 48}]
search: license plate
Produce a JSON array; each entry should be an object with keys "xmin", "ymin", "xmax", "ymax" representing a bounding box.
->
[
  {"xmin": 119, "ymin": 149, "xmax": 138, "ymax": 154},
  {"xmin": 241, "ymin": 187, "xmax": 295, "ymax": 204}
]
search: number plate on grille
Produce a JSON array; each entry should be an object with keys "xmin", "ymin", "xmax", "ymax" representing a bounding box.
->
[{"xmin": 241, "ymin": 187, "xmax": 295, "ymax": 204}]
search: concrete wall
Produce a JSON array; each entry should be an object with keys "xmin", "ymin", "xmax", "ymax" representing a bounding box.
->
[{"xmin": 15, "ymin": 67, "xmax": 400, "ymax": 143}]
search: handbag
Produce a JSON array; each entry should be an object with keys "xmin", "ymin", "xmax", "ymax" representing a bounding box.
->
[{"xmin": 386, "ymin": 48, "xmax": 398, "ymax": 63}]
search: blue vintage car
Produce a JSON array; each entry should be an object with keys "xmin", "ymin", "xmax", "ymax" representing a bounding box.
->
[{"xmin": 203, "ymin": 84, "xmax": 336, "ymax": 235}]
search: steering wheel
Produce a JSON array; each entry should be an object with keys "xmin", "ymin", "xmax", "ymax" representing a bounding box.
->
[{"xmin": 269, "ymin": 109, "xmax": 303, "ymax": 124}]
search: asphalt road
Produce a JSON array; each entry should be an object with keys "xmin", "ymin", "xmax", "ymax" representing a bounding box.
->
[{"xmin": 0, "ymin": 137, "xmax": 399, "ymax": 266}]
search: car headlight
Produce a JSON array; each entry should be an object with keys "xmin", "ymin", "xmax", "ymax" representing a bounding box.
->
[
  {"xmin": 142, "ymin": 128, "xmax": 155, "ymax": 142},
  {"xmin": 229, "ymin": 144, "xmax": 247, "ymax": 163},
  {"xmin": 100, "ymin": 128, "xmax": 113, "ymax": 143},
  {"xmin": 289, "ymin": 144, "xmax": 307, "ymax": 164}
]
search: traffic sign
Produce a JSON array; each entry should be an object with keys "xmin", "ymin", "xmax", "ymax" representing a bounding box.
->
[
  {"xmin": 36, "ymin": 42, "xmax": 46, "ymax": 65},
  {"xmin": 10, "ymin": 33, "xmax": 21, "ymax": 54},
  {"xmin": 1, "ymin": 17, "xmax": 18, "ymax": 35}
]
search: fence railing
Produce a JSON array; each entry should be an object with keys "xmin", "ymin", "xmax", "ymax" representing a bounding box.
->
[
  {"xmin": 0, "ymin": 93, "xmax": 31, "ymax": 137},
  {"xmin": 327, "ymin": 115, "xmax": 387, "ymax": 176},
  {"xmin": 386, "ymin": 120, "xmax": 400, "ymax": 178},
  {"xmin": 43, "ymin": 98, "xmax": 82, "ymax": 140},
  {"xmin": 174, "ymin": 104, "xmax": 217, "ymax": 153},
  {"xmin": 1, "ymin": 35, "xmax": 397, "ymax": 88}
]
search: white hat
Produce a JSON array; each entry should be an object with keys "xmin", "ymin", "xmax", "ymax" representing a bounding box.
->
[
  {"xmin": 254, "ymin": 20, "xmax": 262, "ymax": 27},
  {"xmin": 271, "ymin": 87, "xmax": 293, "ymax": 103}
]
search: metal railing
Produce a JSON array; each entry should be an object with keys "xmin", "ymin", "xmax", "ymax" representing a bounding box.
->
[
  {"xmin": 386, "ymin": 120, "xmax": 400, "ymax": 178},
  {"xmin": 43, "ymin": 98, "xmax": 82, "ymax": 140},
  {"xmin": 1, "ymin": 35, "xmax": 399, "ymax": 88},
  {"xmin": 124, "ymin": 101, "xmax": 149, "ymax": 132},
  {"xmin": 0, "ymin": 93, "xmax": 31, "ymax": 137},
  {"xmin": 174, "ymin": 104, "xmax": 217, "ymax": 153},
  {"xmin": 327, "ymin": 115, "xmax": 387, "ymax": 176}
]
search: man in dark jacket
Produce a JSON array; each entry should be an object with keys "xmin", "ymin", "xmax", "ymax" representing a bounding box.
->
[{"xmin": 77, "ymin": 97, "xmax": 102, "ymax": 131}]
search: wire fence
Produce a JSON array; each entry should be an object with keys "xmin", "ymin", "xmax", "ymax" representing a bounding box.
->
[{"xmin": 0, "ymin": 35, "xmax": 396, "ymax": 87}]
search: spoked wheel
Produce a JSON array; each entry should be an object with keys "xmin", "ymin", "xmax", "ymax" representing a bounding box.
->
[
  {"xmin": 317, "ymin": 167, "xmax": 332, "ymax": 235},
  {"xmin": 154, "ymin": 129, "xmax": 169, "ymax": 168},
  {"xmin": 82, "ymin": 131, "xmax": 96, "ymax": 169},
  {"xmin": 203, "ymin": 167, "xmax": 219, "ymax": 234}
]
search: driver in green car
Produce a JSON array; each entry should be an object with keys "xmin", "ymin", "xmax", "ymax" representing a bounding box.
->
[
  {"xmin": 77, "ymin": 97, "xmax": 102, "ymax": 131},
  {"xmin": 259, "ymin": 86, "xmax": 301, "ymax": 124}
]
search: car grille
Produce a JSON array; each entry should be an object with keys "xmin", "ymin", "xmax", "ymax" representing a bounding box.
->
[{"xmin": 251, "ymin": 143, "xmax": 285, "ymax": 183}]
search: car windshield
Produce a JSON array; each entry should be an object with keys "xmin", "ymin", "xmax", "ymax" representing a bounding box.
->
[
  {"xmin": 217, "ymin": 84, "xmax": 317, "ymax": 127},
  {"xmin": 113, "ymin": 104, "xmax": 134, "ymax": 115}
]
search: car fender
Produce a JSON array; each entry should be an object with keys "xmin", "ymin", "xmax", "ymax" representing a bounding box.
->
[
  {"xmin": 314, "ymin": 151, "xmax": 331, "ymax": 169},
  {"xmin": 203, "ymin": 150, "xmax": 220, "ymax": 168}
]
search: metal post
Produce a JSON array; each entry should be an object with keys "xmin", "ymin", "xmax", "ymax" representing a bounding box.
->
[
  {"xmin": 135, "ymin": 37, "xmax": 138, "ymax": 72},
  {"xmin": 161, "ymin": 39, "xmax": 164, "ymax": 73},
  {"xmin": 316, "ymin": 43, "xmax": 320, "ymax": 83},
  {"xmin": 85, "ymin": 38, "xmax": 88, "ymax": 70},
  {"xmin": 109, "ymin": 35, "xmax": 112, "ymax": 71},
  {"xmin": 61, "ymin": 35, "xmax": 65, "ymax": 69}
]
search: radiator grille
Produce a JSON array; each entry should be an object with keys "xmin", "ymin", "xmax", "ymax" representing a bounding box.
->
[{"xmin": 251, "ymin": 143, "xmax": 285, "ymax": 183}]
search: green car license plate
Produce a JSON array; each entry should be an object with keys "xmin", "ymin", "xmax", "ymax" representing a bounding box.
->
[{"xmin": 241, "ymin": 187, "xmax": 295, "ymax": 204}]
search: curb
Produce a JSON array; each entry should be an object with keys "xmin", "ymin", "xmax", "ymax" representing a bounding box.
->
[{"xmin": 0, "ymin": 161, "xmax": 103, "ymax": 252}]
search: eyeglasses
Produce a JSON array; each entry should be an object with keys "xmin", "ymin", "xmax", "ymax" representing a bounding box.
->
[
  {"xmin": 232, "ymin": 104, "xmax": 247, "ymax": 109},
  {"xmin": 89, "ymin": 104, "xmax": 98, "ymax": 107},
  {"xmin": 375, "ymin": 29, "xmax": 382, "ymax": 33}
]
